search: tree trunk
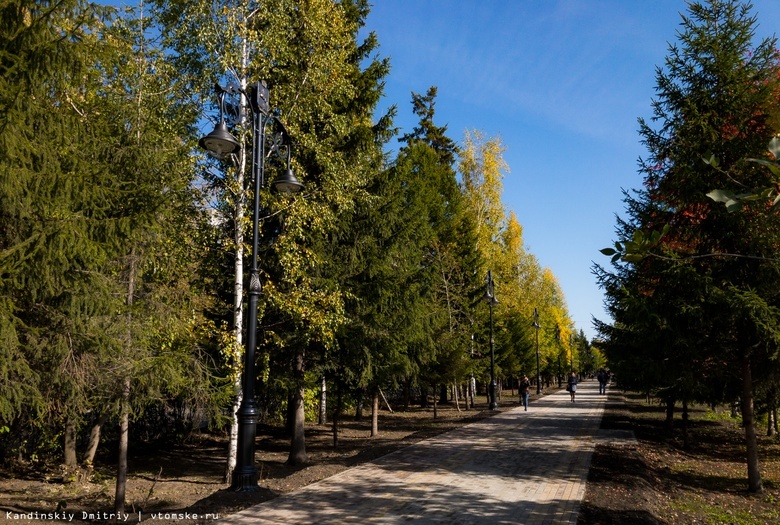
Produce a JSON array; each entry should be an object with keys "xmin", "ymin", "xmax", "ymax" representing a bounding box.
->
[
  {"xmin": 355, "ymin": 387, "xmax": 365, "ymax": 420},
  {"xmin": 439, "ymin": 384, "xmax": 448, "ymax": 405},
  {"xmin": 664, "ymin": 398, "xmax": 675, "ymax": 431},
  {"xmin": 223, "ymin": 247, "xmax": 244, "ymax": 482},
  {"xmin": 114, "ymin": 379, "xmax": 130, "ymax": 514},
  {"xmin": 115, "ymin": 248, "xmax": 136, "ymax": 514},
  {"xmin": 682, "ymin": 398, "xmax": 690, "ymax": 449},
  {"xmin": 768, "ymin": 409, "xmax": 776, "ymax": 437},
  {"xmin": 286, "ymin": 391, "xmax": 296, "ymax": 437},
  {"xmin": 83, "ymin": 414, "xmax": 107, "ymax": 465},
  {"xmin": 319, "ymin": 375, "xmax": 327, "ymax": 425},
  {"xmin": 332, "ymin": 381, "xmax": 342, "ymax": 449},
  {"xmin": 741, "ymin": 355, "xmax": 763, "ymax": 493},
  {"xmin": 453, "ymin": 383, "xmax": 461, "ymax": 413},
  {"xmin": 224, "ymin": 72, "xmax": 250, "ymax": 482},
  {"xmin": 225, "ymin": 388, "xmax": 241, "ymax": 483},
  {"xmin": 370, "ymin": 391, "xmax": 379, "ymax": 437},
  {"xmin": 420, "ymin": 384, "xmax": 428, "ymax": 408},
  {"xmin": 379, "ymin": 389, "xmax": 393, "ymax": 413},
  {"xmin": 287, "ymin": 348, "xmax": 307, "ymax": 466},
  {"xmin": 64, "ymin": 420, "xmax": 77, "ymax": 467},
  {"xmin": 432, "ymin": 384, "xmax": 438, "ymax": 419}
]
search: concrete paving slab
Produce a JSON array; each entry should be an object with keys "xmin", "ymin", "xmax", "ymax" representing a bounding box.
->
[{"xmin": 220, "ymin": 379, "xmax": 608, "ymax": 525}]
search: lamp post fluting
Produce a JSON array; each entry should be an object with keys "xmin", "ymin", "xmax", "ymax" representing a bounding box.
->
[
  {"xmin": 199, "ymin": 80, "xmax": 304, "ymax": 492},
  {"xmin": 484, "ymin": 271, "xmax": 499, "ymax": 410},
  {"xmin": 533, "ymin": 308, "xmax": 541, "ymax": 394}
]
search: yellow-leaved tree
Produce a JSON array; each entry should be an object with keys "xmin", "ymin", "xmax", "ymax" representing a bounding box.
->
[{"xmin": 459, "ymin": 131, "xmax": 575, "ymax": 393}]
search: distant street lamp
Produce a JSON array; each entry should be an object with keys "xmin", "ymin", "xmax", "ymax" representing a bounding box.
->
[
  {"xmin": 199, "ymin": 80, "xmax": 304, "ymax": 492},
  {"xmin": 470, "ymin": 334, "xmax": 476, "ymax": 409},
  {"xmin": 533, "ymin": 308, "xmax": 541, "ymax": 394},
  {"xmin": 484, "ymin": 271, "xmax": 499, "ymax": 410},
  {"xmin": 555, "ymin": 324, "xmax": 562, "ymax": 387},
  {"xmin": 570, "ymin": 333, "xmax": 575, "ymax": 374}
]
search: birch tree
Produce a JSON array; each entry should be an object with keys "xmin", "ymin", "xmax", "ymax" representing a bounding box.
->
[{"xmin": 153, "ymin": 0, "xmax": 391, "ymax": 468}]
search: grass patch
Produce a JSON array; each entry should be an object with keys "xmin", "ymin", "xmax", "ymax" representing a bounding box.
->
[{"xmin": 670, "ymin": 493, "xmax": 771, "ymax": 525}]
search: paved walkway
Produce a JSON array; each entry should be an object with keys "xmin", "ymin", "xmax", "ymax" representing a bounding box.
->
[{"xmin": 222, "ymin": 379, "xmax": 608, "ymax": 525}]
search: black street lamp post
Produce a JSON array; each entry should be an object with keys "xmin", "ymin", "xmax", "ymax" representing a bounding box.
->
[
  {"xmin": 470, "ymin": 334, "xmax": 476, "ymax": 409},
  {"xmin": 570, "ymin": 333, "xmax": 575, "ymax": 374},
  {"xmin": 533, "ymin": 308, "xmax": 541, "ymax": 394},
  {"xmin": 555, "ymin": 324, "xmax": 561, "ymax": 387},
  {"xmin": 484, "ymin": 271, "xmax": 498, "ymax": 411},
  {"xmin": 199, "ymin": 80, "xmax": 304, "ymax": 492}
]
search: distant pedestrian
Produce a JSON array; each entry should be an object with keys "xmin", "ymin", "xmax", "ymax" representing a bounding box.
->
[
  {"xmin": 597, "ymin": 368, "xmax": 608, "ymax": 395},
  {"xmin": 567, "ymin": 372, "xmax": 578, "ymax": 402},
  {"xmin": 520, "ymin": 375, "xmax": 531, "ymax": 411}
]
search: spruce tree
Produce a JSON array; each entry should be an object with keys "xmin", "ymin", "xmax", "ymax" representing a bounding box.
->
[
  {"xmin": 598, "ymin": 0, "xmax": 780, "ymax": 492},
  {"xmin": 0, "ymin": 0, "xmax": 116, "ymax": 457},
  {"xmin": 1, "ymin": 5, "xmax": 221, "ymax": 514}
]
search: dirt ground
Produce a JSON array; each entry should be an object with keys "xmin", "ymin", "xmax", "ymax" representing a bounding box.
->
[
  {"xmin": 2, "ymin": 388, "xmax": 780, "ymax": 524},
  {"xmin": 578, "ymin": 392, "xmax": 780, "ymax": 525}
]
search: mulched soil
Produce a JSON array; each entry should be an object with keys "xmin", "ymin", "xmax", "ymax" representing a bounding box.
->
[{"xmin": 578, "ymin": 391, "xmax": 780, "ymax": 525}]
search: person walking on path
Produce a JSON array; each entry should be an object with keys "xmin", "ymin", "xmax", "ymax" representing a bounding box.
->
[
  {"xmin": 596, "ymin": 368, "xmax": 607, "ymax": 395},
  {"xmin": 520, "ymin": 375, "xmax": 531, "ymax": 411},
  {"xmin": 567, "ymin": 372, "xmax": 578, "ymax": 402}
]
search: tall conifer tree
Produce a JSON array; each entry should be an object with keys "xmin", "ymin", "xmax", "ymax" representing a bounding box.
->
[
  {"xmin": 1, "ymin": 5, "xmax": 220, "ymax": 513},
  {"xmin": 0, "ymin": 0, "xmax": 116, "ymax": 455},
  {"xmin": 597, "ymin": 0, "xmax": 780, "ymax": 491}
]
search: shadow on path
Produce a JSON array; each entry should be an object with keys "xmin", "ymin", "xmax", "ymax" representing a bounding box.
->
[{"xmin": 221, "ymin": 381, "xmax": 607, "ymax": 525}]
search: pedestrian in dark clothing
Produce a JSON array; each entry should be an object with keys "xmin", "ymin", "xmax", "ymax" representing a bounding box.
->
[
  {"xmin": 520, "ymin": 375, "xmax": 531, "ymax": 411},
  {"xmin": 567, "ymin": 372, "xmax": 578, "ymax": 402},
  {"xmin": 597, "ymin": 369, "xmax": 607, "ymax": 395}
]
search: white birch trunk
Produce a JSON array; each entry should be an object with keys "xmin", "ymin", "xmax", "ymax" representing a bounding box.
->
[
  {"xmin": 225, "ymin": 43, "xmax": 252, "ymax": 483},
  {"xmin": 225, "ymin": 134, "xmax": 246, "ymax": 484},
  {"xmin": 319, "ymin": 375, "xmax": 327, "ymax": 425}
]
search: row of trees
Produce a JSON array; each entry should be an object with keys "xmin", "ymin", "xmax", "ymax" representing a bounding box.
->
[
  {"xmin": 596, "ymin": 0, "xmax": 780, "ymax": 493},
  {"xmin": 0, "ymin": 0, "xmax": 579, "ymax": 511}
]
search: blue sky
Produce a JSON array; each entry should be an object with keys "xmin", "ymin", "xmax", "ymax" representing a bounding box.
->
[{"xmin": 361, "ymin": 0, "xmax": 780, "ymax": 340}]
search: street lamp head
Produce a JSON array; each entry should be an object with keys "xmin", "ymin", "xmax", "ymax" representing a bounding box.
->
[
  {"xmin": 483, "ymin": 290, "xmax": 498, "ymax": 305},
  {"xmin": 274, "ymin": 168, "xmax": 305, "ymax": 194},
  {"xmin": 484, "ymin": 270, "xmax": 498, "ymax": 305},
  {"xmin": 274, "ymin": 146, "xmax": 304, "ymax": 194},
  {"xmin": 199, "ymin": 121, "xmax": 241, "ymax": 159}
]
